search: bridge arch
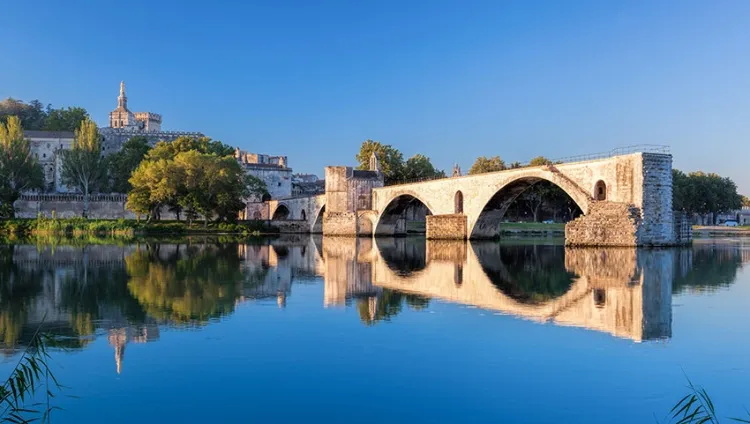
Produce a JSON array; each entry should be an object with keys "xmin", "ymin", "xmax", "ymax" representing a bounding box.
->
[
  {"xmin": 375, "ymin": 191, "xmax": 435, "ymax": 236},
  {"xmin": 468, "ymin": 170, "xmax": 591, "ymax": 239},
  {"xmin": 271, "ymin": 203, "xmax": 291, "ymax": 220},
  {"xmin": 312, "ymin": 204, "xmax": 325, "ymax": 233}
]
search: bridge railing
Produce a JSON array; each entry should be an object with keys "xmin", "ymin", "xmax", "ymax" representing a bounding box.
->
[{"xmin": 384, "ymin": 144, "xmax": 671, "ymax": 187}]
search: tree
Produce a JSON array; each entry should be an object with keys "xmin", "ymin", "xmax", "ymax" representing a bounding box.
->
[
  {"xmin": 672, "ymin": 169, "xmax": 742, "ymax": 223},
  {"xmin": 128, "ymin": 143, "xmax": 256, "ymax": 224},
  {"xmin": 528, "ymin": 156, "xmax": 553, "ymax": 166},
  {"xmin": 402, "ymin": 154, "xmax": 444, "ymax": 181},
  {"xmin": 0, "ymin": 116, "xmax": 44, "ymax": 217},
  {"xmin": 355, "ymin": 140, "xmax": 404, "ymax": 183},
  {"xmin": 468, "ymin": 156, "xmax": 506, "ymax": 175},
  {"xmin": 0, "ymin": 98, "xmax": 47, "ymax": 130},
  {"xmin": 43, "ymin": 106, "xmax": 89, "ymax": 132},
  {"xmin": 106, "ymin": 136, "xmax": 151, "ymax": 193},
  {"xmin": 742, "ymin": 195, "xmax": 750, "ymax": 208},
  {"xmin": 61, "ymin": 118, "xmax": 106, "ymax": 217}
]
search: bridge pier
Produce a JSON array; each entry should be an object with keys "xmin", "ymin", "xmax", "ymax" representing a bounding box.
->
[{"xmin": 426, "ymin": 214, "xmax": 467, "ymax": 240}]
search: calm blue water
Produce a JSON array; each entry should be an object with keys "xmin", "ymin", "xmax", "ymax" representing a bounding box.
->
[{"xmin": 1, "ymin": 236, "xmax": 749, "ymax": 423}]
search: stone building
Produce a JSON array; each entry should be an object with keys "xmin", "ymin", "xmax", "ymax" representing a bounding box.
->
[
  {"xmin": 26, "ymin": 130, "xmax": 75, "ymax": 193},
  {"xmin": 235, "ymin": 148, "xmax": 292, "ymax": 199},
  {"xmin": 292, "ymin": 174, "xmax": 325, "ymax": 196},
  {"xmin": 100, "ymin": 81, "xmax": 203, "ymax": 152},
  {"xmin": 24, "ymin": 81, "xmax": 204, "ymax": 193}
]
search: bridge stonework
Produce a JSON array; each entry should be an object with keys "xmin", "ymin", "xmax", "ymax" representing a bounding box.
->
[{"xmin": 262, "ymin": 150, "xmax": 687, "ymax": 246}]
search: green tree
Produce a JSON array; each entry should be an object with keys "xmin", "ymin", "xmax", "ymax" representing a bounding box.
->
[
  {"xmin": 61, "ymin": 118, "xmax": 106, "ymax": 217},
  {"xmin": 355, "ymin": 139, "xmax": 404, "ymax": 183},
  {"xmin": 0, "ymin": 116, "xmax": 44, "ymax": 217},
  {"xmin": 528, "ymin": 156, "xmax": 553, "ymax": 166},
  {"xmin": 742, "ymin": 195, "xmax": 750, "ymax": 208},
  {"xmin": 673, "ymin": 169, "xmax": 742, "ymax": 222},
  {"xmin": 105, "ymin": 136, "xmax": 151, "ymax": 193},
  {"xmin": 127, "ymin": 158, "xmax": 183, "ymax": 221},
  {"xmin": 468, "ymin": 156, "xmax": 506, "ymax": 175},
  {"xmin": 128, "ymin": 143, "xmax": 256, "ymax": 224},
  {"xmin": 402, "ymin": 154, "xmax": 444, "ymax": 181},
  {"xmin": 0, "ymin": 98, "xmax": 48, "ymax": 130},
  {"xmin": 43, "ymin": 106, "xmax": 89, "ymax": 132}
]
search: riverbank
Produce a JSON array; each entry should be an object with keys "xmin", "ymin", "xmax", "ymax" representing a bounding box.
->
[
  {"xmin": 693, "ymin": 226, "xmax": 750, "ymax": 237},
  {"xmin": 0, "ymin": 218, "xmax": 279, "ymax": 238}
]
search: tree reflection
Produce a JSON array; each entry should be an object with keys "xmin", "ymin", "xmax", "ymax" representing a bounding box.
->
[
  {"xmin": 125, "ymin": 243, "xmax": 257, "ymax": 324},
  {"xmin": 474, "ymin": 244, "xmax": 577, "ymax": 304},
  {"xmin": 673, "ymin": 244, "xmax": 745, "ymax": 293},
  {"xmin": 0, "ymin": 245, "xmax": 44, "ymax": 347},
  {"xmin": 356, "ymin": 290, "xmax": 431, "ymax": 325}
]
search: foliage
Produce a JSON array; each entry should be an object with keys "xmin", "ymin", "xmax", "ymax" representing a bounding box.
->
[
  {"xmin": 146, "ymin": 136, "xmax": 235, "ymax": 160},
  {"xmin": 673, "ymin": 169, "xmax": 742, "ymax": 218},
  {"xmin": 528, "ymin": 156, "xmax": 553, "ymax": 166},
  {"xmin": 468, "ymin": 156, "xmax": 506, "ymax": 175},
  {"xmin": 0, "ymin": 99, "xmax": 47, "ymax": 130},
  {"xmin": 355, "ymin": 140, "xmax": 405, "ymax": 183},
  {"xmin": 662, "ymin": 378, "xmax": 750, "ymax": 423},
  {"xmin": 105, "ymin": 136, "xmax": 151, "ymax": 193},
  {"xmin": 741, "ymin": 195, "xmax": 749, "ymax": 208},
  {"xmin": 0, "ymin": 98, "xmax": 89, "ymax": 132},
  {"xmin": 0, "ymin": 218, "xmax": 278, "ymax": 238},
  {"xmin": 125, "ymin": 243, "xmax": 256, "ymax": 323},
  {"xmin": 0, "ymin": 325, "xmax": 62, "ymax": 423},
  {"xmin": 402, "ymin": 154, "xmax": 444, "ymax": 181},
  {"xmin": 128, "ymin": 141, "xmax": 261, "ymax": 224},
  {"xmin": 0, "ymin": 117, "xmax": 44, "ymax": 217},
  {"xmin": 43, "ymin": 107, "xmax": 89, "ymax": 132},
  {"xmin": 60, "ymin": 119, "xmax": 106, "ymax": 217}
]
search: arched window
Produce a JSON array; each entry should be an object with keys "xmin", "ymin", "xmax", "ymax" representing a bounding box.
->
[
  {"xmin": 454, "ymin": 191, "xmax": 464, "ymax": 214},
  {"xmin": 594, "ymin": 180, "xmax": 607, "ymax": 201},
  {"xmin": 301, "ymin": 209, "xmax": 307, "ymax": 221},
  {"xmin": 593, "ymin": 289, "xmax": 606, "ymax": 308}
]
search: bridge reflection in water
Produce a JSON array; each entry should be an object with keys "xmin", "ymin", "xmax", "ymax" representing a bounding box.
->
[{"xmin": 320, "ymin": 237, "xmax": 673, "ymax": 341}]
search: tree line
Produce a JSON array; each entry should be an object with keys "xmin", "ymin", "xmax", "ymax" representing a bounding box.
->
[
  {"xmin": 0, "ymin": 116, "xmax": 266, "ymax": 221},
  {"xmin": 0, "ymin": 98, "xmax": 89, "ymax": 132}
]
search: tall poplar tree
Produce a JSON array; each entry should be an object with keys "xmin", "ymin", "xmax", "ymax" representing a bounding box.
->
[
  {"xmin": 61, "ymin": 119, "xmax": 105, "ymax": 218},
  {"xmin": 0, "ymin": 116, "xmax": 43, "ymax": 217}
]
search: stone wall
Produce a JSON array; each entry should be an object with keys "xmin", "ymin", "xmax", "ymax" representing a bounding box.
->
[
  {"xmin": 565, "ymin": 202, "xmax": 642, "ymax": 247},
  {"xmin": 673, "ymin": 211, "xmax": 693, "ymax": 245},
  {"xmin": 15, "ymin": 196, "xmax": 174, "ymax": 220},
  {"xmin": 269, "ymin": 220, "xmax": 310, "ymax": 233},
  {"xmin": 323, "ymin": 212, "xmax": 358, "ymax": 236},
  {"xmin": 638, "ymin": 153, "xmax": 675, "ymax": 245},
  {"xmin": 426, "ymin": 214, "xmax": 467, "ymax": 240}
]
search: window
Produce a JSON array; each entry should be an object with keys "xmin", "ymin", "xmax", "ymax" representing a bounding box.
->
[
  {"xmin": 594, "ymin": 180, "xmax": 607, "ymax": 201},
  {"xmin": 42, "ymin": 153, "xmax": 46, "ymax": 158},
  {"xmin": 47, "ymin": 143, "xmax": 50, "ymax": 148},
  {"xmin": 454, "ymin": 191, "xmax": 464, "ymax": 214}
]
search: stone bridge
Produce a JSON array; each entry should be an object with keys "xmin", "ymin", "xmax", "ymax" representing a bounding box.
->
[
  {"xmin": 260, "ymin": 148, "xmax": 690, "ymax": 246},
  {"xmin": 316, "ymin": 237, "xmax": 673, "ymax": 341}
]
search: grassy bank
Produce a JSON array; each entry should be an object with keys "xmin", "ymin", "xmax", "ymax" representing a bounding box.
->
[{"xmin": 0, "ymin": 217, "xmax": 279, "ymax": 238}]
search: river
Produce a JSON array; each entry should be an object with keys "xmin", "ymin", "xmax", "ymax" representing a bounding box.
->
[{"xmin": 0, "ymin": 236, "xmax": 748, "ymax": 423}]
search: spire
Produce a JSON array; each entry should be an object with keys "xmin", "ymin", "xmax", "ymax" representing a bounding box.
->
[
  {"xmin": 117, "ymin": 81, "xmax": 128, "ymax": 110},
  {"xmin": 369, "ymin": 152, "xmax": 381, "ymax": 173}
]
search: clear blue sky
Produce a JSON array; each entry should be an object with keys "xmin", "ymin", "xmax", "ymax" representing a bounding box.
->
[{"xmin": 1, "ymin": 0, "xmax": 748, "ymax": 192}]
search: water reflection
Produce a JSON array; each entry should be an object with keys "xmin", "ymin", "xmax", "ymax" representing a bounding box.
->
[{"xmin": 0, "ymin": 237, "xmax": 747, "ymax": 368}]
